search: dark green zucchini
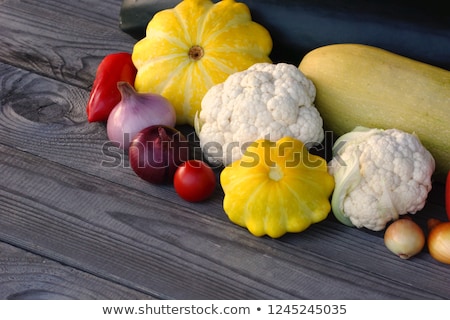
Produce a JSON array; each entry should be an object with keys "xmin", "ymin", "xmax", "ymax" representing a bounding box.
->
[{"xmin": 119, "ymin": 0, "xmax": 450, "ymax": 70}]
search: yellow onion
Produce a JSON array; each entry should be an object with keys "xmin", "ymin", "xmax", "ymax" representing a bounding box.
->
[
  {"xmin": 384, "ymin": 218, "xmax": 425, "ymax": 259},
  {"xmin": 428, "ymin": 220, "xmax": 450, "ymax": 265}
]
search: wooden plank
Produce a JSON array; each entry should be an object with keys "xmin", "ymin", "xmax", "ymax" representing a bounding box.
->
[
  {"xmin": 1, "ymin": 142, "xmax": 449, "ymax": 299},
  {"xmin": 0, "ymin": 0, "xmax": 449, "ymax": 300},
  {"xmin": 0, "ymin": 62, "xmax": 222, "ymax": 213},
  {"xmin": 0, "ymin": 241, "xmax": 154, "ymax": 299},
  {"xmin": 1, "ymin": 55, "xmax": 449, "ymax": 299},
  {"xmin": 0, "ymin": 0, "xmax": 135, "ymax": 88}
]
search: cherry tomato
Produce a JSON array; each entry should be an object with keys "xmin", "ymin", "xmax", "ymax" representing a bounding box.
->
[
  {"xmin": 446, "ymin": 171, "xmax": 450, "ymax": 220},
  {"xmin": 86, "ymin": 52, "xmax": 137, "ymax": 122},
  {"xmin": 174, "ymin": 160, "xmax": 216, "ymax": 202}
]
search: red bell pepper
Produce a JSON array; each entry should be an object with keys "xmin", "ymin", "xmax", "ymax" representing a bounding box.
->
[
  {"xmin": 446, "ymin": 171, "xmax": 450, "ymax": 220},
  {"xmin": 86, "ymin": 52, "xmax": 137, "ymax": 122}
]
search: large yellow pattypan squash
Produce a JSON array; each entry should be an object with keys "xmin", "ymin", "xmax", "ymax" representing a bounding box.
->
[
  {"xmin": 220, "ymin": 137, "xmax": 335, "ymax": 238},
  {"xmin": 132, "ymin": 0, "xmax": 273, "ymax": 125}
]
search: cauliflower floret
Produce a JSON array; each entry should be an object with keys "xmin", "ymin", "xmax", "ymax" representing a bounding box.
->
[
  {"xmin": 196, "ymin": 63, "xmax": 324, "ymax": 166},
  {"xmin": 329, "ymin": 126, "xmax": 435, "ymax": 231}
]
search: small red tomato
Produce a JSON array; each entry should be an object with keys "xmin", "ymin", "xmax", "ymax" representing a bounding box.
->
[
  {"xmin": 446, "ymin": 171, "xmax": 450, "ymax": 220},
  {"xmin": 174, "ymin": 160, "xmax": 216, "ymax": 202}
]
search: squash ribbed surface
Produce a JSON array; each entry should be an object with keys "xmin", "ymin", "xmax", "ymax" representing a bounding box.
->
[
  {"xmin": 132, "ymin": 0, "xmax": 272, "ymax": 125},
  {"xmin": 220, "ymin": 137, "xmax": 335, "ymax": 238}
]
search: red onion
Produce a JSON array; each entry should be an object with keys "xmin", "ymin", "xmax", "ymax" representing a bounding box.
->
[
  {"xmin": 129, "ymin": 125, "xmax": 190, "ymax": 184},
  {"xmin": 107, "ymin": 82, "xmax": 176, "ymax": 150}
]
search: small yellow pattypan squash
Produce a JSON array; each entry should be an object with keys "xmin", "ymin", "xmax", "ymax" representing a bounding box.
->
[
  {"xmin": 220, "ymin": 137, "xmax": 335, "ymax": 238},
  {"xmin": 132, "ymin": 0, "xmax": 273, "ymax": 125}
]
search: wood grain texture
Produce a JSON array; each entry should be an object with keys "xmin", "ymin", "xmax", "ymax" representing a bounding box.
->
[
  {"xmin": 0, "ymin": 62, "xmax": 224, "ymax": 215},
  {"xmin": 0, "ymin": 242, "xmax": 154, "ymax": 299},
  {"xmin": 0, "ymin": 0, "xmax": 449, "ymax": 300},
  {"xmin": 0, "ymin": 0, "xmax": 135, "ymax": 88},
  {"xmin": 0, "ymin": 140, "xmax": 449, "ymax": 299}
]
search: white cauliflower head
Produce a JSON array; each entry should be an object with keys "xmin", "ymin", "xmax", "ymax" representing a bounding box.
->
[
  {"xmin": 195, "ymin": 62, "xmax": 324, "ymax": 166},
  {"xmin": 329, "ymin": 126, "xmax": 435, "ymax": 231}
]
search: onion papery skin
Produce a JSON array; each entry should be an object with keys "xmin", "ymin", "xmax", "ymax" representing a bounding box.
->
[
  {"xmin": 107, "ymin": 82, "xmax": 176, "ymax": 150},
  {"xmin": 384, "ymin": 219, "xmax": 425, "ymax": 260},
  {"xmin": 129, "ymin": 125, "xmax": 189, "ymax": 184},
  {"xmin": 428, "ymin": 222, "xmax": 450, "ymax": 265}
]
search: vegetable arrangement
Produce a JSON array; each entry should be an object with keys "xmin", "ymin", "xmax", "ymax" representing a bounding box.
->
[
  {"xmin": 195, "ymin": 62, "xmax": 324, "ymax": 166},
  {"xmin": 132, "ymin": 0, "xmax": 272, "ymax": 125},
  {"xmin": 85, "ymin": 0, "xmax": 449, "ymax": 264},
  {"xmin": 298, "ymin": 43, "xmax": 450, "ymax": 181}
]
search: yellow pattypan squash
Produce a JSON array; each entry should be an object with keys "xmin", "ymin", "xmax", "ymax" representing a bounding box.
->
[
  {"xmin": 131, "ymin": 0, "xmax": 273, "ymax": 125},
  {"xmin": 220, "ymin": 137, "xmax": 335, "ymax": 238}
]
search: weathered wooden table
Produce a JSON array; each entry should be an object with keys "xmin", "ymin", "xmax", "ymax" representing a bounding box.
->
[{"xmin": 0, "ymin": 0, "xmax": 449, "ymax": 300}]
